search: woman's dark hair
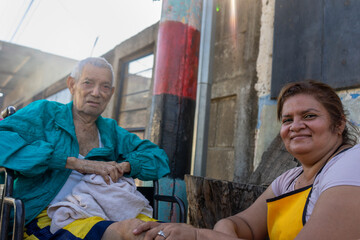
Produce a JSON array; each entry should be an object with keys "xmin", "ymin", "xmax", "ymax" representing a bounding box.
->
[{"xmin": 277, "ymin": 80, "xmax": 359, "ymax": 146}]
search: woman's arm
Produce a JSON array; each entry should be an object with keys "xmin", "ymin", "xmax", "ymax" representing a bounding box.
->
[
  {"xmin": 134, "ymin": 222, "xmax": 244, "ymax": 240},
  {"xmin": 133, "ymin": 185, "xmax": 275, "ymax": 240},
  {"xmin": 296, "ymin": 185, "xmax": 360, "ymax": 239},
  {"xmin": 213, "ymin": 185, "xmax": 274, "ymax": 240}
]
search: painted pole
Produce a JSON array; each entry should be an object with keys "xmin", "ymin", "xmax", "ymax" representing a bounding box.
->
[{"xmin": 150, "ymin": 0, "xmax": 202, "ymax": 222}]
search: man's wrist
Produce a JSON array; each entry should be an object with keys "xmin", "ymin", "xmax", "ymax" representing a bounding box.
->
[
  {"xmin": 65, "ymin": 156, "xmax": 76, "ymax": 169},
  {"xmin": 121, "ymin": 161, "xmax": 131, "ymax": 174}
]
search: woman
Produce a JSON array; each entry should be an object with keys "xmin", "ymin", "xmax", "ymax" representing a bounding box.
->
[{"xmin": 133, "ymin": 80, "xmax": 360, "ymax": 240}]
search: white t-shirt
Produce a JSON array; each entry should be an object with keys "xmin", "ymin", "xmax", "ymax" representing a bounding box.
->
[
  {"xmin": 50, "ymin": 131, "xmax": 103, "ymax": 205},
  {"xmin": 271, "ymin": 144, "xmax": 360, "ymax": 222}
]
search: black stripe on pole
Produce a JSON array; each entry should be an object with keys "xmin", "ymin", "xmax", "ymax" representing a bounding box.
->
[{"xmin": 153, "ymin": 94, "xmax": 196, "ymax": 179}]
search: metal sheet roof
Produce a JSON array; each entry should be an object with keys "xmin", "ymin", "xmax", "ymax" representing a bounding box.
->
[{"xmin": 0, "ymin": 40, "xmax": 77, "ymax": 108}]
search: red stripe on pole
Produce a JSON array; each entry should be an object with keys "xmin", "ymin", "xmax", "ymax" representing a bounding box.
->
[{"xmin": 153, "ymin": 20, "xmax": 200, "ymax": 100}]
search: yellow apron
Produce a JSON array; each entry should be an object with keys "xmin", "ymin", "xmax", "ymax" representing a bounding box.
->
[
  {"xmin": 267, "ymin": 185, "xmax": 312, "ymax": 240},
  {"xmin": 266, "ymin": 146, "xmax": 351, "ymax": 240}
]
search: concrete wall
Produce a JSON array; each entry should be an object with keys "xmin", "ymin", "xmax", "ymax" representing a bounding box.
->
[
  {"xmin": 205, "ymin": 0, "xmax": 262, "ymax": 182},
  {"xmin": 254, "ymin": 0, "xmax": 278, "ymax": 169},
  {"xmin": 253, "ymin": 0, "xmax": 360, "ymax": 176}
]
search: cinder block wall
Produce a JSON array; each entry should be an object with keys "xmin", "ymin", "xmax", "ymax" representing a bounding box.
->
[{"xmin": 206, "ymin": 0, "xmax": 262, "ymax": 182}]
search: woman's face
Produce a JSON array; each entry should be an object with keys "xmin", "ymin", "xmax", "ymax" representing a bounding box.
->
[{"xmin": 280, "ymin": 94, "xmax": 343, "ymax": 162}]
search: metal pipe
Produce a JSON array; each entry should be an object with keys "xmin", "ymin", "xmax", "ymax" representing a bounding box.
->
[{"xmin": 191, "ymin": 0, "xmax": 216, "ymax": 177}]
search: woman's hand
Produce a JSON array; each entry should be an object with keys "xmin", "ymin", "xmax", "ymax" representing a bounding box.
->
[
  {"xmin": 133, "ymin": 222, "xmax": 198, "ymax": 240},
  {"xmin": 66, "ymin": 157, "xmax": 131, "ymax": 184}
]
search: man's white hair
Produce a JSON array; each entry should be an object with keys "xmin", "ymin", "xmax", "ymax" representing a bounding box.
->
[{"xmin": 70, "ymin": 57, "xmax": 114, "ymax": 85}]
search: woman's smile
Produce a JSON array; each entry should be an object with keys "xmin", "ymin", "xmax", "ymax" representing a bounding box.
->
[{"xmin": 290, "ymin": 134, "xmax": 311, "ymax": 140}]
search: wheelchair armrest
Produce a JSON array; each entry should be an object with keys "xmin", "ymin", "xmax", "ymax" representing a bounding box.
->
[
  {"xmin": 1, "ymin": 197, "xmax": 25, "ymax": 240},
  {"xmin": 0, "ymin": 167, "xmax": 25, "ymax": 240},
  {"xmin": 137, "ymin": 181, "xmax": 186, "ymax": 223},
  {"xmin": 153, "ymin": 194, "xmax": 186, "ymax": 223},
  {"xmin": 1, "ymin": 106, "xmax": 16, "ymax": 119}
]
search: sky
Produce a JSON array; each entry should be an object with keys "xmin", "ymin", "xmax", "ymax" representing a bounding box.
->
[{"xmin": 0, "ymin": 0, "xmax": 163, "ymax": 60}]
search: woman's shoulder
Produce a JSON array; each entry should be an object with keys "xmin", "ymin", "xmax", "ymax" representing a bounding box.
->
[
  {"xmin": 344, "ymin": 143, "xmax": 360, "ymax": 154},
  {"xmin": 271, "ymin": 166, "xmax": 303, "ymax": 196},
  {"xmin": 326, "ymin": 144, "xmax": 360, "ymax": 170},
  {"xmin": 317, "ymin": 144, "xmax": 360, "ymax": 191}
]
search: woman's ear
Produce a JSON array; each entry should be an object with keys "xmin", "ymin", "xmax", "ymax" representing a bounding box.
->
[{"xmin": 337, "ymin": 116, "xmax": 346, "ymax": 135}]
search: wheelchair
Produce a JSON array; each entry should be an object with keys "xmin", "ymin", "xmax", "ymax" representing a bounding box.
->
[{"xmin": 0, "ymin": 106, "xmax": 185, "ymax": 240}]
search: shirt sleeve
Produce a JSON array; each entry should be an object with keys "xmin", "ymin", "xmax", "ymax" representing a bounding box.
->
[
  {"xmin": 0, "ymin": 131, "xmax": 67, "ymax": 176},
  {"xmin": 318, "ymin": 144, "xmax": 360, "ymax": 193},
  {"xmin": 115, "ymin": 126, "xmax": 170, "ymax": 181},
  {"xmin": 0, "ymin": 101, "xmax": 68, "ymax": 177}
]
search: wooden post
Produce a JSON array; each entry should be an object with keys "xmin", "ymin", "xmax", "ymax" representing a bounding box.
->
[{"xmin": 185, "ymin": 175, "xmax": 267, "ymax": 229}]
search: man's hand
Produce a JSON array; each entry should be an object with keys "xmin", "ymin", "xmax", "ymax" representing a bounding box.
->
[
  {"xmin": 102, "ymin": 218, "xmax": 146, "ymax": 240},
  {"xmin": 66, "ymin": 157, "xmax": 131, "ymax": 184}
]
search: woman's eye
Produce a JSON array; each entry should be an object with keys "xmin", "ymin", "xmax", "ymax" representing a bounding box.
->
[
  {"xmin": 282, "ymin": 118, "xmax": 292, "ymax": 124},
  {"xmin": 304, "ymin": 114, "xmax": 316, "ymax": 119}
]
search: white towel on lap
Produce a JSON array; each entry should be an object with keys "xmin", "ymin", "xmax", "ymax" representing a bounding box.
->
[{"xmin": 47, "ymin": 174, "xmax": 153, "ymax": 234}]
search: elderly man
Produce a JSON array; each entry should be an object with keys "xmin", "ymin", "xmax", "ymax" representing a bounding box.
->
[{"xmin": 0, "ymin": 57, "xmax": 170, "ymax": 240}]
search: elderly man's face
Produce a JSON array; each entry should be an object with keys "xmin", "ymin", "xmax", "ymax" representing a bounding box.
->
[{"xmin": 68, "ymin": 64, "xmax": 114, "ymax": 118}]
